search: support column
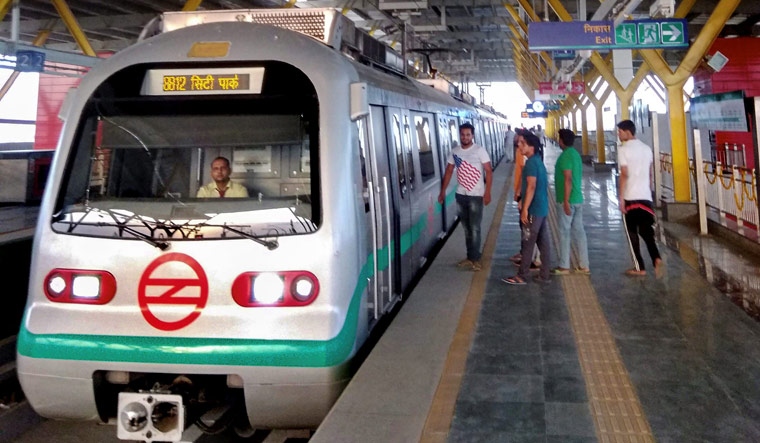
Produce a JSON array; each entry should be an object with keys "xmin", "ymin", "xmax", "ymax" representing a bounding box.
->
[
  {"xmin": 595, "ymin": 103, "xmax": 605, "ymax": 162},
  {"xmin": 581, "ymin": 107, "xmax": 589, "ymax": 155},
  {"xmin": 571, "ymin": 108, "xmax": 578, "ymax": 133},
  {"xmin": 667, "ymin": 82, "xmax": 690, "ymax": 199}
]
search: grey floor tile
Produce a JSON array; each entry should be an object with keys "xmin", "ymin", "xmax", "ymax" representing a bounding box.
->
[
  {"xmin": 542, "ymin": 351, "xmax": 584, "ymax": 379},
  {"xmin": 450, "ymin": 401, "xmax": 546, "ymax": 436},
  {"xmin": 465, "ymin": 351, "xmax": 543, "ymax": 376},
  {"xmin": 543, "ymin": 375, "xmax": 588, "ymax": 403},
  {"xmin": 448, "ymin": 429, "xmax": 545, "ymax": 443},
  {"xmin": 458, "ymin": 374, "xmax": 544, "ymax": 403},
  {"xmin": 544, "ymin": 402, "xmax": 595, "ymax": 437}
]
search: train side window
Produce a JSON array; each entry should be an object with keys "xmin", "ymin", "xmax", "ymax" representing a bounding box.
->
[
  {"xmin": 392, "ymin": 114, "xmax": 406, "ymax": 198},
  {"xmin": 356, "ymin": 118, "xmax": 370, "ymax": 212},
  {"xmin": 439, "ymin": 118, "xmax": 450, "ymax": 165},
  {"xmin": 403, "ymin": 115, "xmax": 415, "ymax": 191},
  {"xmin": 414, "ymin": 115, "xmax": 436, "ymax": 183},
  {"xmin": 449, "ymin": 118, "xmax": 459, "ymax": 148}
]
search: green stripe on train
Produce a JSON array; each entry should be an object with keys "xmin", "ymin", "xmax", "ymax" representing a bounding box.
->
[{"xmin": 17, "ymin": 188, "xmax": 457, "ymax": 367}]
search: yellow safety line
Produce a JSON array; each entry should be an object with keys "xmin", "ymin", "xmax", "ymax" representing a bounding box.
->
[
  {"xmin": 419, "ymin": 166, "xmax": 513, "ymax": 443},
  {"xmin": 547, "ymin": 168, "xmax": 656, "ymax": 443}
]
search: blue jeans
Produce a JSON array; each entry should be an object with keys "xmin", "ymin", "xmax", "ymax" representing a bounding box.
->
[
  {"xmin": 456, "ymin": 194, "xmax": 484, "ymax": 261},
  {"xmin": 557, "ymin": 203, "xmax": 589, "ymax": 269}
]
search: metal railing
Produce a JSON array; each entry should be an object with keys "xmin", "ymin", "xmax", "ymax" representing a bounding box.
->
[{"xmin": 702, "ymin": 161, "xmax": 760, "ymax": 240}]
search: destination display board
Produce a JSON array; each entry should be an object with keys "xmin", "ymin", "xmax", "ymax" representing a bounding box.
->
[
  {"xmin": 141, "ymin": 67, "xmax": 265, "ymax": 96},
  {"xmin": 690, "ymin": 91, "xmax": 749, "ymax": 132},
  {"xmin": 529, "ymin": 19, "xmax": 688, "ymax": 51}
]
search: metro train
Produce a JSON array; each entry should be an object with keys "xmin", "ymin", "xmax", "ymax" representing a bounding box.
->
[{"xmin": 17, "ymin": 8, "xmax": 507, "ymax": 441}]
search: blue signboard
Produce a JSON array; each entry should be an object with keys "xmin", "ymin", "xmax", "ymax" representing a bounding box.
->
[
  {"xmin": 15, "ymin": 50, "xmax": 46, "ymax": 72},
  {"xmin": 529, "ymin": 19, "xmax": 688, "ymax": 51},
  {"xmin": 552, "ymin": 50, "xmax": 576, "ymax": 60}
]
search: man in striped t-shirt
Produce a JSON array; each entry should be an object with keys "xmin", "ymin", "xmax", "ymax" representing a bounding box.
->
[{"xmin": 438, "ymin": 123, "xmax": 493, "ymax": 271}]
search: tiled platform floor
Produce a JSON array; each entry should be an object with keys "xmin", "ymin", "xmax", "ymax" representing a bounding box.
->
[{"xmin": 450, "ymin": 144, "xmax": 760, "ymax": 442}]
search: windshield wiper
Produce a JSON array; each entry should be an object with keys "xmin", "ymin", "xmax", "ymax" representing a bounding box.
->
[
  {"xmin": 108, "ymin": 223, "xmax": 170, "ymax": 250},
  {"xmin": 210, "ymin": 224, "xmax": 278, "ymax": 250}
]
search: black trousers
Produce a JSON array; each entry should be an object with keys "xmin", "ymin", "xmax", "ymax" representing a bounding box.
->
[{"xmin": 623, "ymin": 200, "xmax": 661, "ymax": 271}]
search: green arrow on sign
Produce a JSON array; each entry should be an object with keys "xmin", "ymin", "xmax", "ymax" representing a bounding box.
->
[{"xmin": 662, "ymin": 22, "xmax": 684, "ymax": 44}]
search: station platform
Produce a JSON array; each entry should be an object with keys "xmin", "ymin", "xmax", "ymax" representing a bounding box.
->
[
  {"xmin": 0, "ymin": 206, "xmax": 38, "ymax": 245},
  {"xmin": 314, "ymin": 143, "xmax": 760, "ymax": 442}
]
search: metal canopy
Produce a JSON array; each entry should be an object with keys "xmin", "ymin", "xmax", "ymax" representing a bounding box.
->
[{"xmin": 0, "ymin": 0, "xmax": 759, "ymax": 83}]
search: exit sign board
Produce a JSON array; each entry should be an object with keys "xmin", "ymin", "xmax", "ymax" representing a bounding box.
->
[
  {"xmin": 539, "ymin": 81, "xmax": 585, "ymax": 95},
  {"xmin": 529, "ymin": 19, "xmax": 688, "ymax": 51}
]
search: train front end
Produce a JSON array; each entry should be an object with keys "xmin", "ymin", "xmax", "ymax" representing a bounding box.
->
[{"xmin": 17, "ymin": 17, "xmax": 368, "ymax": 439}]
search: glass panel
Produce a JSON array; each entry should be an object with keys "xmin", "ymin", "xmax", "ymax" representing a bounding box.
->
[
  {"xmin": 449, "ymin": 118, "xmax": 459, "ymax": 149},
  {"xmin": 393, "ymin": 113, "xmax": 406, "ymax": 198},
  {"xmin": 414, "ymin": 115, "xmax": 435, "ymax": 182},
  {"xmin": 357, "ymin": 119, "xmax": 369, "ymax": 212},
  {"xmin": 403, "ymin": 115, "xmax": 415, "ymax": 190}
]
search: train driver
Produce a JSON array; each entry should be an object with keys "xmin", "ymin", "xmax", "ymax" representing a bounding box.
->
[{"xmin": 196, "ymin": 156, "xmax": 249, "ymax": 198}]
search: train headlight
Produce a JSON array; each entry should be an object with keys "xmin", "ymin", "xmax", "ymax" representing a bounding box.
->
[
  {"xmin": 291, "ymin": 276, "xmax": 315, "ymax": 302},
  {"xmin": 120, "ymin": 402, "xmax": 149, "ymax": 432},
  {"xmin": 232, "ymin": 271, "xmax": 319, "ymax": 307},
  {"xmin": 48, "ymin": 274, "xmax": 67, "ymax": 297},
  {"xmin": 44, "ymin": 269, "xmax": 116, "ymax": 304},
  {"xmin": 72, "ymin": 275, "xmax": 101, "ymax": 299},
  {"xmin": 252, "ymin": 273, "xmax": 284, "ymax": 304}
]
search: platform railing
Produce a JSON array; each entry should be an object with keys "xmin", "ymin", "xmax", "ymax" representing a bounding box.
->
[
  {"xmin": 659, "ymin": 152, "xmax": 675, "ymax": 201},
  {"xmin": 702, "ymin": 161, "xmax": 760, "ymax": 241}
]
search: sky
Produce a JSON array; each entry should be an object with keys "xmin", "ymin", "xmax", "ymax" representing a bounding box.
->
[{"xmin": 0, "ymin": 64, "xmax": 39, "ymax": 143}]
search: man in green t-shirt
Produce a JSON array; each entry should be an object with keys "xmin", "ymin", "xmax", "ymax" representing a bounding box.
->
[{"xmin": 552, "ymin": 129, "xmax": 589, "ymax": 275}]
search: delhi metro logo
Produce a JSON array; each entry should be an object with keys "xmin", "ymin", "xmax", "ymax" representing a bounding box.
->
[{"xmin": 138, "ymin": 253, "xmax": 209, "ymax": 331}]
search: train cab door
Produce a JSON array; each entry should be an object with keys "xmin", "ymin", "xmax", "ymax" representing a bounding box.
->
[{"xmin": 387, "ymin": 107, "xmax": 414, "ymax": 300}]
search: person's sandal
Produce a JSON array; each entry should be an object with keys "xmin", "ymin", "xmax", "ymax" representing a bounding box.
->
[
  {"xmin": 551, "ymin": 267, "xmax": 570, "ymax": 275},
  {"xmin": 574, "ymin": 267, "xmax": 591, "ymax": 275},
  {"xmin": 625, "ymin": 268, "xmax": 646, "ymax": 276},
  {"xmin": 471, "ymin": 261, "xmax": 482, "ymax": 271},
  {"xmin": 457, "ymin": 259, "xmax": 473, "ymax": 268},
  {"xmin": 502, "ymin": 276, "xmax": 526, "ymax": 285}
]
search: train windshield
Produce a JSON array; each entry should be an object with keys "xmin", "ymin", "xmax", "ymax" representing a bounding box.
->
[{"xmin": 52, "ymin": 62, "xmax": 320, "ymax": 242}]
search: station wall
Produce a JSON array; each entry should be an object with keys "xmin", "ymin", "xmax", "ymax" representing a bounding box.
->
[{"xmin": 694, "ymin": 37, "xmax": 760, "ymax": 169}]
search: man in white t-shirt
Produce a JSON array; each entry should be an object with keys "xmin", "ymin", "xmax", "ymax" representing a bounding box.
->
[
  {"xmin": 617, "ymin": 120, "xmax": 662, "ymax": 277},
  {"xmin": 438, "ymin": 122, "xmax": 493, "ymax": 271}
]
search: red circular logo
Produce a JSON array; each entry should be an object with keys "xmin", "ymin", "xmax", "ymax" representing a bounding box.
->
[{"xmin": 138, "ymin": 253, "xmax": 209, "ymax": 331}]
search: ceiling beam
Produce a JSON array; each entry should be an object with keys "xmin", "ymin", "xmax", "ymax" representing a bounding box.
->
[{"xmin": 0, "ymin": 13, "xmax": 155, "ymax": 34}]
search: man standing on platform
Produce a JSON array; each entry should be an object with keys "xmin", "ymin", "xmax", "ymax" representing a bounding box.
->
[
  {"xmin": 616, "ymin": 120, "xmax": 663, "ymax": 276},
  {"xmin": 552, "ymin": 129, "xmax": 590, "ymax": 275},
  {"xmin": 438, "ymin": 123, "xmax": 493, "ymax": 272},
  {"xmin": 503, "ymin": 132, "xmax": 551, "ymax": 285}
]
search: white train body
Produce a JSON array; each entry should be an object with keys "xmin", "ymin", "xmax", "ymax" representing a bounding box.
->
[{"xmin": 17, "ymin": 9, "xmax": 507, "ymax": 435}]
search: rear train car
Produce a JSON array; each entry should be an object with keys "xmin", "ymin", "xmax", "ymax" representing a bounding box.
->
[{"xmin": 16, "ymin": 9, "xmax": 507, "ymax": 441}]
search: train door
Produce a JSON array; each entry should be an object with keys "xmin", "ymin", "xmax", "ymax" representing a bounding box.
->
[
  {"xmin": 436, "ymin": 114, "xmax": 452, "ymax": 232},
  {"xmin": 444, "ymin": 116, "xmax": 460, "ymax": 229},
  {"xmin": 387, "ymin": 107, "xmax": 414, "ymax": 296},
  {"xmin": 361, "ymin": 106, "xmax": 397, "ymax": 320}
]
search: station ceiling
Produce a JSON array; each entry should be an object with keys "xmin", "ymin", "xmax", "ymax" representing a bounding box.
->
[{"xmin": 0, "ymin": 0, "xmax": 758, "ymax": 84}]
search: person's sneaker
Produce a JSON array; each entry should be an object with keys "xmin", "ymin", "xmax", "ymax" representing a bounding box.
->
[
  {"xmin": 457, "ymin": 259, "xmax": 473, "ymax": 268},
  {"xmin": 471, "ymin": 261, "xmax": 482, "ymax": 271}
]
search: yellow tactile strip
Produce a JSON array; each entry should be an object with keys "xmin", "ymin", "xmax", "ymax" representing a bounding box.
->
[
  {"xmin": 561, "ymin": 275, "xmax": 655, "ymax": 443},
  {"xmin": 419, "ymin": 168, "xmax": 513, "ymax": 443},
  {"xmin": 547, "ymin": 184, "xmax": 655, "ymax": 442}
]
